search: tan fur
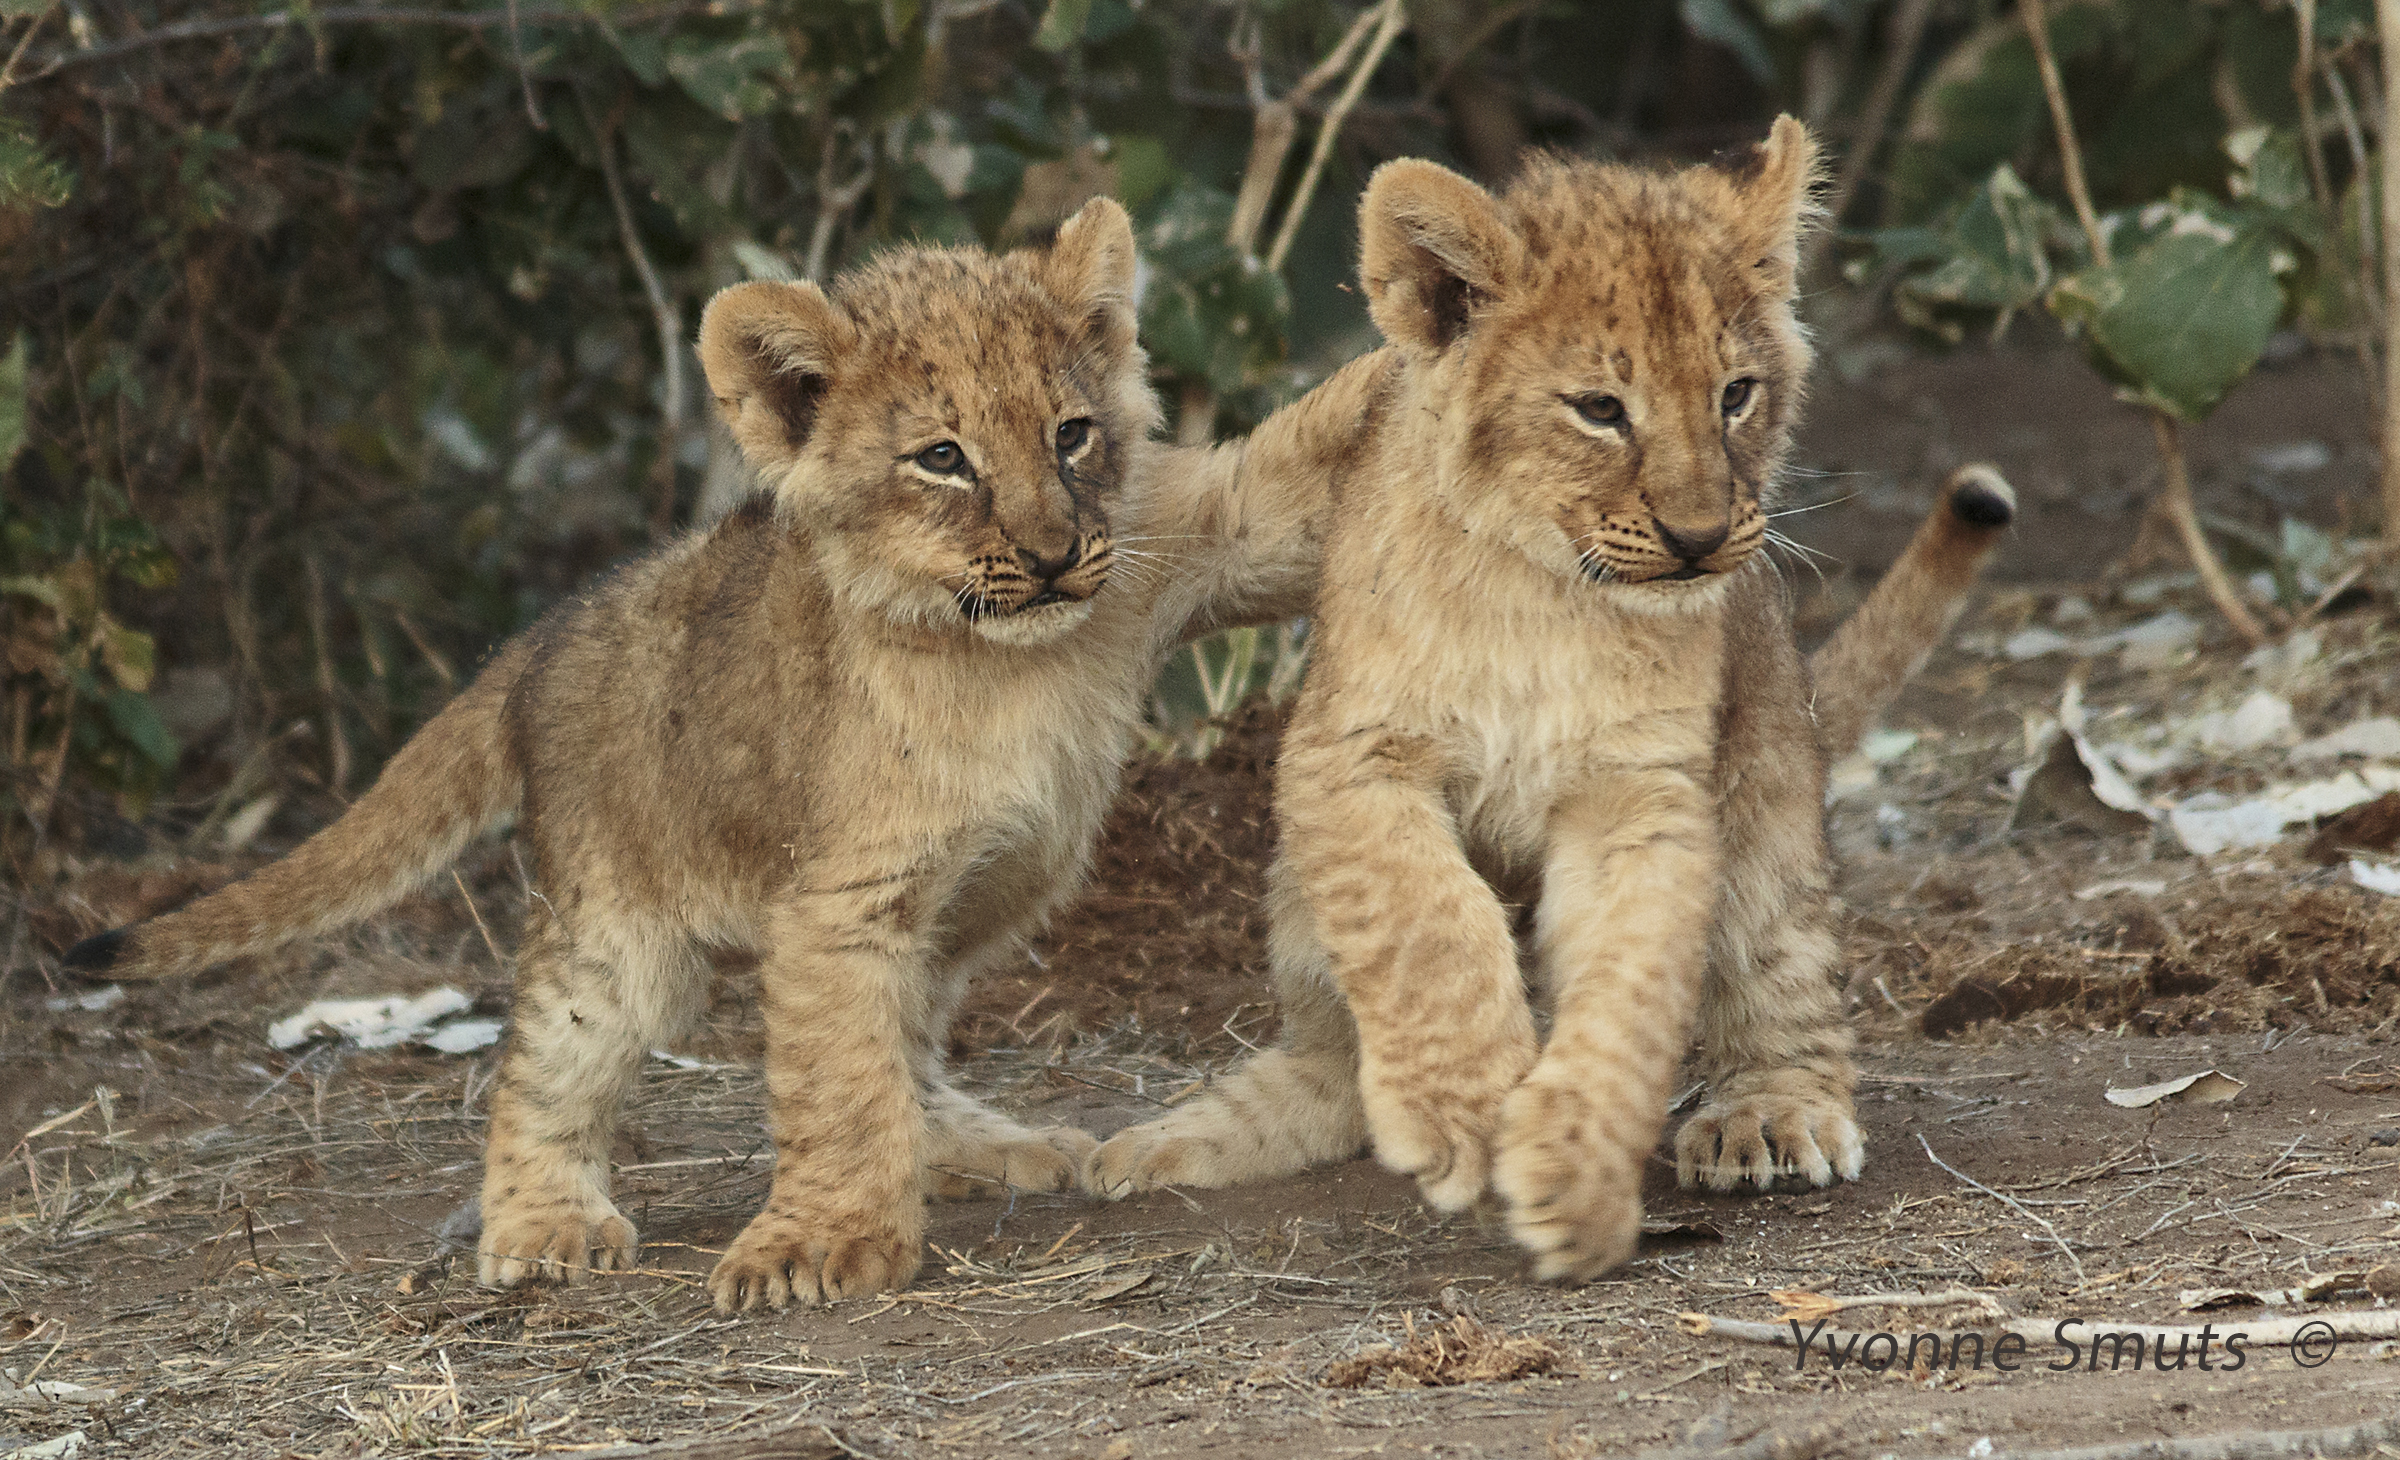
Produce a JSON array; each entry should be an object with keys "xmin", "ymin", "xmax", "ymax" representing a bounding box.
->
[
  {"xmin": 1086, "ymin": 122, "xmax": 2013, "ymax": 1280},
  {"xmin": 71, "ymin": 200, "xmax": 1386, "ymax": 1313}
]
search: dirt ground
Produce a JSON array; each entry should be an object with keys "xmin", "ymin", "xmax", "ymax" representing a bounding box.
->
[{"xmin": 5, "ymin": 333, "xmax": 2400, "ymax": 1459}]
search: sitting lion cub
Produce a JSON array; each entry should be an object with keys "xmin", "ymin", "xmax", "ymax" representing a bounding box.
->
[
  {"xmin": 62, "ymin": 199, "xmax": 1373, "ymax": 1313},
  {"xmin": 1088, "ymin": 119, "xmax": 2013, "ymax": 1280}
]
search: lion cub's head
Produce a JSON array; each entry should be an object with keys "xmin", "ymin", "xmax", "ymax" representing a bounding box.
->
[
  {"xmin": 698, "ymin": 199, "xmax": 1159, "ymax": 646},
  {"xmin": 1359, "ymin": 117, "xmax": 1819, "ymax": 602}
]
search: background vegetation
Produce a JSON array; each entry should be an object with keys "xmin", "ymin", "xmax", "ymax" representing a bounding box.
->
[{"xmin": 0, "ymin": 0, "xmax": 2380, "ymax": 887}]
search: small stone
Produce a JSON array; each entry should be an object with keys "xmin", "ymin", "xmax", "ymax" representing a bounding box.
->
[
  {"xmin": 2370, "ymin": 1128, "xmax": 2400, "ymax": 1148},
  {"xmin": 2368, "ymin": 1264, "xmax": 2400, "ymax": 1300}
]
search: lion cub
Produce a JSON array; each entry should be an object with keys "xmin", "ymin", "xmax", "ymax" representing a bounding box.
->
[
  {"xmin": 63, "ymin": 200, "xmax": 1368, "ymax": 1313},
  {"xmin": 1089, "ymin": 119, "xmax": 2012, "ymax": 1279}
]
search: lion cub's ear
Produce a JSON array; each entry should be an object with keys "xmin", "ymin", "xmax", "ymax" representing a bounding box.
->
[
  {"xmin": 1358, "ymin": 159, "xmax": 1522, "ymax": 353},
  {"xmin": 1043, "ymin": 196, "xmax": 1139, "ymax": 352},
  {"xmin": 1708, "ymin": 114, "xmax": 1822, "ymax": 294},
  {"xmin": 698, "ymin": 281, "xmax": 857, "ymax": 475}
]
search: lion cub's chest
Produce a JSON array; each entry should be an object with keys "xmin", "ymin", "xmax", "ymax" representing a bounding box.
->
[
  {"xmin": 1411, "ymin": 603, "xmax": 1726, "ymax": 862},
  {"xmin": 844, "ymin": 602, "xmax": 1157, "ymax": 946}
]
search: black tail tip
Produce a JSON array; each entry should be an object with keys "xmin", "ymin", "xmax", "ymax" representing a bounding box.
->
[
  {"xmin": 62, "ymin": 926, "xmax": 132, "ymax": 977},
  {"xmin": 1946, "ymin": 464, "xmax": 2016, "ymax": 530}
]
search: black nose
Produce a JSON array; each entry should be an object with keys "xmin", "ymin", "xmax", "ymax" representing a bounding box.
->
[
  {"xmin": 1020, "ymin": 541, "xmax": 1081, "ymax": 581},
  {"xmin": 1654, "ymin": 518, "xmax": 1729, "ymax": 563}
]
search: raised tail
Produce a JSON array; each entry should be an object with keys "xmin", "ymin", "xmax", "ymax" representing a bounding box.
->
[
  {"xmin": 1806, "ymin": 464, "xmax": 2015, "ymax": 760},
  {"xmin": 62, "ymin": 639, "xmax": 533, "ymax": 981}
]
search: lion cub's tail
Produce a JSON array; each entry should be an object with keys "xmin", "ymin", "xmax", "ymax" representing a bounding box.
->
[
  {"xmin": 61, "ymin": 641, "xmax": 532, "ymax": 982},
  {"xmin": 1806, "ymin": 464, "xmax": 2015, "ymax": 759}
]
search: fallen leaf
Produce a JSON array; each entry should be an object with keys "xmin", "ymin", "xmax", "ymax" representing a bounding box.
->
[
  {"xmin": 1083, "ymin": 1270, "xmax": 1154, "ymax": 1306},
  {"xmin": 2103, "ymin": 1069, "xmax": 2246, "ymax": 1109}
]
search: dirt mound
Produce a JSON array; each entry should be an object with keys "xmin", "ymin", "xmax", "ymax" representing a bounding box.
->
[
  {"xmin": 1878, "ymin": 883, "xmax": 2400, "ymax": 1041},
  {"xmin": 954, "ymin": 700, "xmax": 1286, "ymax": 1054}
]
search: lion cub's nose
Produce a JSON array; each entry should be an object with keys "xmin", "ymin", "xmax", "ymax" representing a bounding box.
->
[
  {"xmin": 1019, "ymin": 541, "xmax": 1082, "ymax": 583},
  {"xmin": 1654, "ymin": 518, "xmax": 1729, "ymax": 563}
]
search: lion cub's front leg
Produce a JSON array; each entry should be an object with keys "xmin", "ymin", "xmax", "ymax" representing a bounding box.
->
[
  {"xmin": 706, "ymin": 895, "xmax": 927, "ymax": 1315},
  {"xmin": 1497, "ymin": 774, "xmax": 1716, "ymax": 1280},
  {"xmin": 1281, "ymin": 731, "xmax": 1537, "ymax": 1212}
]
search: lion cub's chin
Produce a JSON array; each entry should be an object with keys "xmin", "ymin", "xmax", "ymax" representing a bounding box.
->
[
  {"xmin": 967, "ymin": 597, "xmax": 1096, "ymax": 647},
  {"xmin": 1591, "ymin": 568, "xmax": 1740, "ymax": 616}
]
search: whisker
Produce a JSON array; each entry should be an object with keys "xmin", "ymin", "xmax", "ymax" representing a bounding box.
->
[{"xmin": 1767, "ymin": 492, "xmax": 1861, "ymax": 518}]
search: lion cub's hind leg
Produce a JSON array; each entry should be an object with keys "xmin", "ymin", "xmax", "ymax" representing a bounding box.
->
[
  {"xmin": 1675, "ymin": 573, "xmax": 1861, "ymax": 1194},
  {"xmin": 922, "ymin": 1083, "xmax": 1097, "ymax": 1199},
  {"xmin": 479, "ymin": 912, "xmax": 711, "ymax": 1289}
]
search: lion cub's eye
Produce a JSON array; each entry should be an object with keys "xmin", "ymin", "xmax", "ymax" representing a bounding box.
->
[
  {"xmin": 1572, "ymin": 395, "xmax": 1626, "ymax": 429},
  {"xmin": 916, "ymin": 441, "xmax": 967, "ymax": 475},
  {"xmin": 1721, "ymin": 378, "xmax": 1757, "ymax": 415},
  {"xmin": 1056, "ymin": 418, "xmax": 1092, "ymax": 454}
]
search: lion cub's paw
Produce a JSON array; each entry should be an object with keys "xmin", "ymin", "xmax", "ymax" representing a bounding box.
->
[
  {"xmin": 1492, "ymin": 1076, "xmax": 1645, "ymax": 1282},
  {"xmin": 707, "ymin": 1211, "xmax": 921, "ymax": 1315},
  {"xmin": 927, "ymin": 1125, "xmax": 1098, "ymax": 1199},
  {"xmin": 1083, "ymin": 1117, "xmax": 1230, "ymax": 1199},
  {"xmin": 1362, "ymin": 1076, "xmax": 1509, "ymax": 1213},
  {"xmin": 477, "ymin": 1198, "xmax": 639, "ymax": 1289},
  {"xmin": 1674, "ymin": 1084, "xmax": 1862, "ymax": 1194}
]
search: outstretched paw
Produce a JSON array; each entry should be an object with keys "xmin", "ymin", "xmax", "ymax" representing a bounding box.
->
[
  {"xmin": 706, "ymin": 1210, "xmax": 919, "ymax": 1314},
  {"xmin": 1674, "ymin": 1079, "xmax": 1862, "ymax": 1193},
  {"xmin": 1083, "ymin": 1048, "xmax": 1369, "ymax": 1199},
  {"xmin": 926, "ymin": 1125, "xmax": 1097, "ymax": 1199},
  {"xmin": 477, "ymin": 1196, "xmax": 638, "ymax": 1289}
]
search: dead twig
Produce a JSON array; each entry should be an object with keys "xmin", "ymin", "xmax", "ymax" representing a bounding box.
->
[
  {"xmin": 1989, "ymin": 1412, "xmax": 2400, "ymax": 1460},
  {"xmin": 1822, "ymin": 0, "xmax": 1934, "ymax": 228},
  {"xmin": 1768, "ymin": 1286, "xmax": 2008, "ymax": 1324},
  {"xmin": 579, "ymin": 89, "xmax": 685, "ymax": 538},
  {"xmin": 2021, "ymin": 0, "xmax": 2268, "ymax": 644},
  {"xmin": 1265, "ymin": 0, "xmax": 1407, "ymax": 275},
  {"xmin": 1918, "ymin": 1132, "xmax": 2087, "ymax": 1285}
]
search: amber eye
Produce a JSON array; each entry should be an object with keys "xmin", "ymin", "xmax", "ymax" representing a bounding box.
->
[
  {"xmin": 1572, "ymin": 394, "xmax": 1626, "ymax": 429},
  {"xmin": 916, "ymin": 441, "xmax": 967, "ymax": 475},
  {"xmin": 1722, "ymin": 378, "xmax": 1757, "ymax": 415},
  {"xmin": 1056, "ymin": 418, "xmax": 1092, "ymax": 454}
]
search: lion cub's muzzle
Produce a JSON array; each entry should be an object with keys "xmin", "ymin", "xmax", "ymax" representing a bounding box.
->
[
  {"xmin": 958, "ymin": 534, "xmax": 1114, "ymax": 621},
  {"xmin": 1587, "ymin": 509, "xmax": 1764, "ymax": 585}
]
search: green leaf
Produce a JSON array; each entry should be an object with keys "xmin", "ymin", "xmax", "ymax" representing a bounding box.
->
[
  {"xmin": 2226, "ymin": 126, "xmax": 2310, "ymax": 213},
  {"xmin": 0, "ymin": 112, "xmax": 71, "ymax": 209},
  {"xmin": 105, "ymin": 687, "xmax": 180, "ymax": 770},
  {"xmin": 665, "ymin": 32, "xmax": 793, "ymax": 121},
  {"xmin": 1033, "ymin": 0, "xmax": 1093, "ymax": 52},
  {"xmin": 0, "ymin": 332, "xmax": 25, "ymax": 473},
  {"xmin": 94, "ymin": 613, "xmax": 155, "ymax": 692},
  {"xmin": 1890, "ymin": 165, "xmax": 2062, "ymax": 340},
  {"xmin": 1679, "ymin": 0, "xmax": 1775, "ymax": 84},
  {"xmin": 1110, "ymin": 134, "xmax": 1170, "ymax": 212},
  {"xmin": 2049, "ymin": 223, "xmax": 2285, "ymax": 421}
]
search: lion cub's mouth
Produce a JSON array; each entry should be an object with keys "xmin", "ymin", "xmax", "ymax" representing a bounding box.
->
[{"xmin": 965, "ymin": 594, "xmax": 1097, "ymax": 646}]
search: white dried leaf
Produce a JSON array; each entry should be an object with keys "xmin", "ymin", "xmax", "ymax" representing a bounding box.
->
[{"xmin": 2103, "ymin": 1069, "xmax": 2246, "ymax": 1109}]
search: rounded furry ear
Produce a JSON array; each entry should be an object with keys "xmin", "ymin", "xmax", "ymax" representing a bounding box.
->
[
  {"xmin": 697, "ymin": 280, "xmax": 855, "ymax": 473},
  {"xmin": 1358, "ymin": 158, "xmax": 1521, "ymax": 353},
  {"xmin": 1708, "ymin": 114, "xmax": 1823, "ymax": 291},
  {"xmin": 1044, "ymin": 196, "xmax": 1139, "ymax": 349}
]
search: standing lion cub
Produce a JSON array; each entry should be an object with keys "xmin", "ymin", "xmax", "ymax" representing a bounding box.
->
[
  {"xmin": 1088, "ymin": 119, "xmax": 2015, "ymax": 1280},
  {"xmin": 61, "ymin": 199, "xmax": 1373, "ymax": 1313}
]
